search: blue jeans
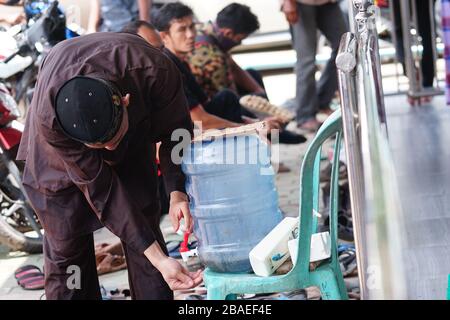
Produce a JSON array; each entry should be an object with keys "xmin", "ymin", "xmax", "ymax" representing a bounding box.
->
[{"xmin": 291, "ymin": 2, "xmax": 347, "ymax": 124}]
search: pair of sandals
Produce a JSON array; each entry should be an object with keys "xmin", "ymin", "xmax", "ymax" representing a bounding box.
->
[
  {"xmin": 95, "ymin": 243, "xmax": 127, "ymax": 275},
  {"xmin": 14, "ymin": 265, "xmax": 45, "ymax": 290}
]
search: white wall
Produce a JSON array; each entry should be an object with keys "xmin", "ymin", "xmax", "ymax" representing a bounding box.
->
[{"xmin": 186, "ymin": 0, "xmax": 289, "ymax": 34}]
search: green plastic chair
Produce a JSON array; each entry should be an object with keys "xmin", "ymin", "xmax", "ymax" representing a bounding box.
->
[{"xmin": 203, "ymin": 110, "xmax": 348, "ymax": 300}]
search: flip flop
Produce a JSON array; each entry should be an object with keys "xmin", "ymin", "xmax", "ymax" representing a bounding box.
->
[
  {"xmin": 95, "ymin": 242, "xmax": 124, "ymax": 256},
  {"xmin": 17, "ymin": 273, "xmax": 45, "ymax": 290},
  {"xmin": 339, "ymin": 247, "xmax": 357, "ymax": 277},
  {"xmin": 14, "ymin": 265, "xmax": 42, "ymax": 280},
  {"xmin": 95, "ymin": 243, "xmax": 109, "ymax": 254},
  {"xmin": 15, "ymin": 265, "xmax": 45, "ymax": 290},
  {"xmin": 96, "ymin": 253, "xmax": 127, "ymax": 275},
  {"xmin": 166, "ymin": 241, "xmax": 182, "ymax": 259}
]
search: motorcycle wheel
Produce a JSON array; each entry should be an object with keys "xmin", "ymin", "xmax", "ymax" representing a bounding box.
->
[{"xmin": 0, "ymin": 157, "xmax": 43, "ymax": 254}]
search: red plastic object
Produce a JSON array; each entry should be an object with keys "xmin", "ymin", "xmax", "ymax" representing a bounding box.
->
[
  {"xmin": 0, "ymin": 127, "xmax": 21, "ymax": 150},
  {"xmin": 180, "ymin": 231, "xmax": 190, "ymax": 253}
]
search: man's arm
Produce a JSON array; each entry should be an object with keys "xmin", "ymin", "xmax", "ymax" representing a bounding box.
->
[
  {"xmin": 281, "ymin": 0, "xmax": 298, "ymax": 24},
  {"xmin": 137, "ymin": 0, "xmax": 150, "ymax": 22},
  {"xmin": 227, "ymin": 56, "xmax": 265, "ymax": 95},
  {"xmin": 87, "ymin": 0, "xmax": 100, "ymax": 33},
  {"xmin": 190, "ymin": 105, "xmax": 240, "ymax": 130}
]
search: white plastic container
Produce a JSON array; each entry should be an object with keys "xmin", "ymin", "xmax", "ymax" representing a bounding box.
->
[
  {"xmin": 288, "ymin": 232, "xmax": 331, "ymax": 263},
  {"xmin": 249, "ymin": 217, "xmax": 299, "ymax": 277},
  {"xmin": 249, "ymin": 217, "xmax": 332, "ymax": 277}
]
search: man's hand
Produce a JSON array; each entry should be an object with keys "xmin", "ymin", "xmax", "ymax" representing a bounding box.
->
[
  {"xmin": 264, "ymin": 116, "xmax": 283, "ymax": 131},
  {"xmin": 282, "ymin": 0, "xmax": 299, "ymax": 24},
  {"xmin": 144, "ymin": 241, "xmax": 203, "ymax": 291},
  {"xmin": 169, "ymin": 191, "xmax": 192, "ymax": 232},
  {"xmin": 157, "ymin": 257, "xmax": 203, "ymax": 290}
]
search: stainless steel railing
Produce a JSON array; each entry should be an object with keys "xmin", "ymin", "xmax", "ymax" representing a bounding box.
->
[{"xmin": 336, "ymin": 0, "xmax": 407, "ymax": 299}]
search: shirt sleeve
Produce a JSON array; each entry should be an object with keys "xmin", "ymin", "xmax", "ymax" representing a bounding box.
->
[
  {"xmin": 184, "ymin": 84, "xmax": 201, "ymax": 110},
  {"xmin": 41, "ymin": 124, "xmax": 156, "ymax": 254},
  {"xmin": 149, "ymin": 56, "xmax": 194, "ymax": 196}
]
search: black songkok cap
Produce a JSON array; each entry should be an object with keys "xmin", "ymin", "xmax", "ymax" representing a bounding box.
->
[{"xmin": 55, "ymin": 76, "xmax": 124, "ymax": 144}]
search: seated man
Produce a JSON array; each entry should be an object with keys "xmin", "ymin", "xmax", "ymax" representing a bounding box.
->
[
  {"xmin": 123, "ymin": 20, "xmax": 248, "ymax": 130},
  {"xmin": 149, "ymin": 3, "xmax": 305, "ymax": 144},
  {"xmin": 187, "ymin": 3, "xmax": 265, "ymax": 100}
]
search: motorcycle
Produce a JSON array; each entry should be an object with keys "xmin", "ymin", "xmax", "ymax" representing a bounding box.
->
[
  {"xmin": 0, "ymin": 81, "xmax": 43, "ymax": 253},
  {"xmin": 0, "ymin": 0, "xmax": 80, "ymax": 253},
  {"xmin": 0, "ymin": 0, "xmax": 75, "ymax": 115}
]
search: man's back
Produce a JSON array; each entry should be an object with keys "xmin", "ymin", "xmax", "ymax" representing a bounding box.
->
[
  {"xmin": 19, "ymin": 32, "xmax": 167, "ymax": 190},
  {"xmin": 17, "ymin": 32, "xmax": 192, "ymax": 239}
]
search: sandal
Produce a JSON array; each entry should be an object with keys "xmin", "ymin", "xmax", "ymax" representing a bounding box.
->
[
  {"xmin": 339, "ymin": 247, "xmax": 358, "ymax": 277},
  {"xmin": 95, "ymin": 242, "xmax": 124, "ymax": 256},
  {"xmin": 14, "ymin": 265, "xmax": 42, "ymax": 280},
  {"xmin": 15, "ymin": 265, "xmax": 45, "ymax": 290},
  {"xmin": 96, "ymin": 253, "xmax": 127, "ymax": 275},
  {"xmin": 240, "ymin": 95, "xmax": 295, "ymax": 123},
  {"xmin": 166, "ymin": 241, "xmax": 182, "ymax": 259}
]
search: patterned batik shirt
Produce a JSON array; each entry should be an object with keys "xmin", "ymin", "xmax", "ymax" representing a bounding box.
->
[{"xmin": 187, "ymin": 22, "xmax": 236, "ymax": 99}]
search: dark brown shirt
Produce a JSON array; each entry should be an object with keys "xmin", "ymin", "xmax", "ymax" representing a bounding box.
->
[{"xmin": 17, "ymin": 32, "xmax": 193, "ymax": 253}]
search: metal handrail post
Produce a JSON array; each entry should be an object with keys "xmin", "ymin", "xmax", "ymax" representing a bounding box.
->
[
  {"xmin": 336, "ymin": 32, "xmax": 368, "ymax": 300},
  {"xmin": 354, "ymin": 0, "xmax": 387, "ymax": 134}
]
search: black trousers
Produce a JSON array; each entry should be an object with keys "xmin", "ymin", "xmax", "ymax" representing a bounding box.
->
[
  {"xmin": 43, "ymin": 207, "xmax": 172, "ymax": 300},
  {"xmin": 393, "ymin": 0, "xmax": 436, "ymax": 88}
]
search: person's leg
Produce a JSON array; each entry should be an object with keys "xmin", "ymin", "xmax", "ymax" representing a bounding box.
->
[
  {"xmin": 44, "ymin": 233, "xmax": 101, "ymax": 300},
  {"xmin": 292, "ymin": 3, "xmax": 319, "ymax": 124},
  {"xmin": 392, "ymin": 0, "xmax": 406, "ymax": 73},
  {"xmin": 150, "ymin": 3, "xmax": 165, "ymax": 22},
  {"xmin": 204, "ymin": 89, "xmax": 248, "ymax": 123},
  {"xmin": 244, "ymin": 69, "xmax": 267, "ymax": 91},
  {"xmin": 316, "ymin": 2, "xmax": 348, "ymax": 111},
  {"xmin": 121, "ymin": 207, "xmax": 173, "ymax": 300},
  {"xmin": 416, "ymin": 0, "xmax": 436, "ymax": 88}
]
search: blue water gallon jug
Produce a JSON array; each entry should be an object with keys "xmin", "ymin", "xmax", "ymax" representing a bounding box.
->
[{"xmin": 182, "ymin": 134, "xmax": 283, "ymax": 273}]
